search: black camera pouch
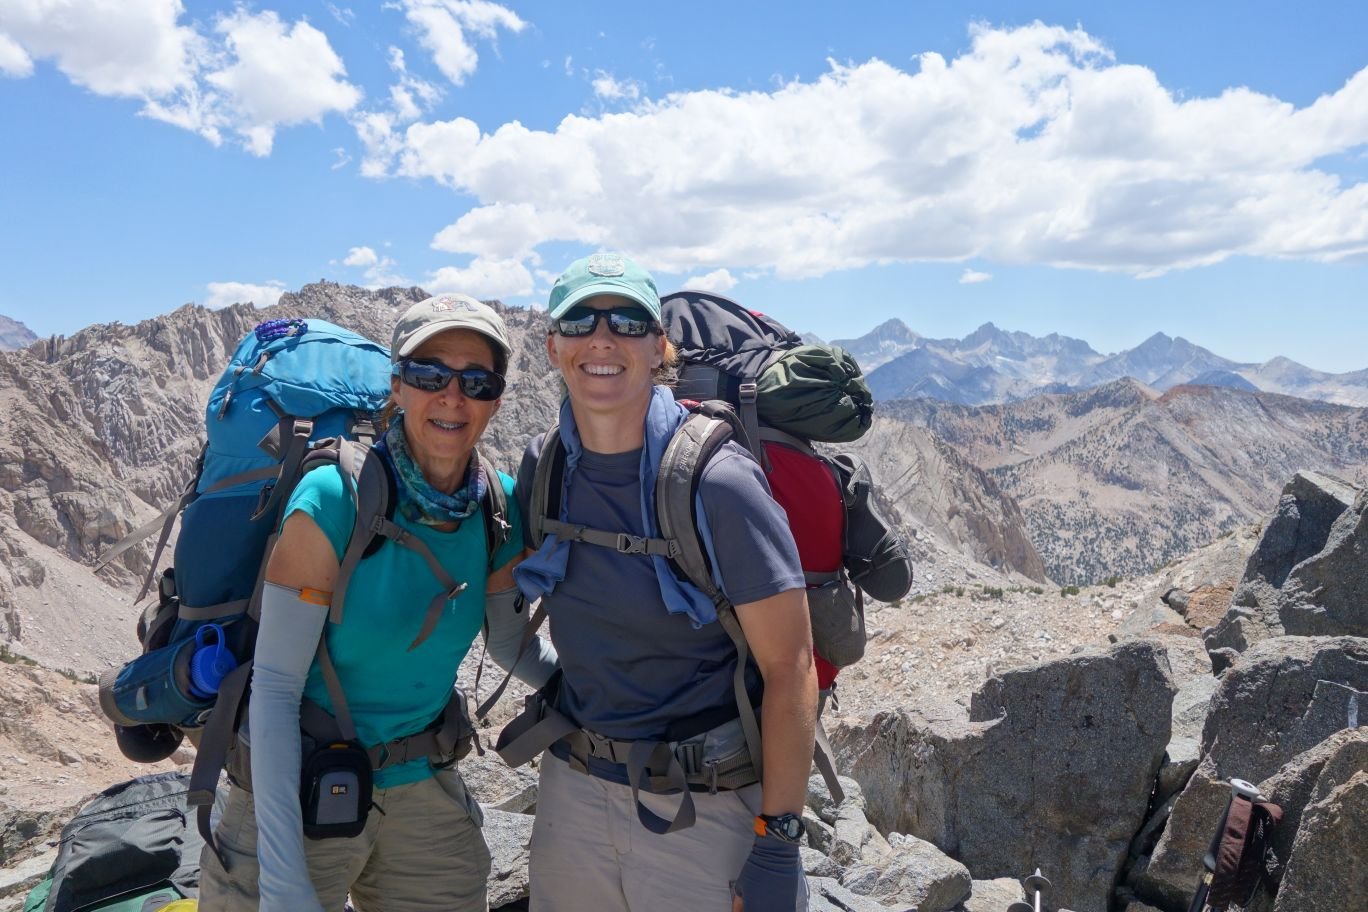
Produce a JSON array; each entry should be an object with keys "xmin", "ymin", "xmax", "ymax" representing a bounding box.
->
[{"xmin": 300, "ymin": 740, "xmax": 373, "ymax": 840}]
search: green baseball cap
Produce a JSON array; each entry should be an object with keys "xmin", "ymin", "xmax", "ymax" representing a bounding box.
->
[{"xmin": 548, "ymin": 252, "xmax": 661, "ymax": 321}]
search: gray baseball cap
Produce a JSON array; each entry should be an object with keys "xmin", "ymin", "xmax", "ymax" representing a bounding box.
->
[{"xmin": 391, "ymin": 294, "xmax": 512, "ymax": 362}]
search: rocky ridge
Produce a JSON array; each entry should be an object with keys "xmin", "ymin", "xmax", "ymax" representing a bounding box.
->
[
  {"xmin": 0, "ymin": 317, "xmax": 36, "ymax": 353},
  {"xmin": 840, "ymin": 319, "xmax": 1368, "ymax": 407},
  {"xmin": 884, "ymin": 381, "xmax": 1368, "ymax": 584}
]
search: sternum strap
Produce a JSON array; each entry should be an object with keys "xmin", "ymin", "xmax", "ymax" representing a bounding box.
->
[{"xmin": 539, "ymin": 518, "xmax": 679, "ymax": 557}]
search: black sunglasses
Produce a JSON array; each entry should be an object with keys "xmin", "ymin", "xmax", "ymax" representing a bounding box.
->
[
  {"xmin": 394, "ymin": 359, "xmax": 506, "ymax": 400},
  {"xmin": 552, "ymin": 305, "xmax": 660, "ymax": 338}
]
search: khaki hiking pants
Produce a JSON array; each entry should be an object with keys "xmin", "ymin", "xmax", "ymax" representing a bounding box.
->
[
  {"xmin": 199, "ymin": 768, "xmax": 490, "ymax": 912},
  {"xmin": 529, "ymin": 751, "xmax": 806, "ymax": 911}
]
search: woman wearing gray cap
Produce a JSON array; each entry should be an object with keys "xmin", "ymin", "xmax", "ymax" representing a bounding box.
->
[
  {"xmin": 505, "ymin": 254, "xmax": 815, "ymax": 911},
  {"xmin": 199, "ymin": 295, "xmax": 557, "ymax": 912}
]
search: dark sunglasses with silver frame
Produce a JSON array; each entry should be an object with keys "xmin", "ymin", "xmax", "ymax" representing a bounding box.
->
[
  {"xmin": 551, "ymin": 305, "xmax": 661, "ymax": 338},
  {"xmin": 393, "ymin": 358, "xmax": 506, "ymax": 401}
]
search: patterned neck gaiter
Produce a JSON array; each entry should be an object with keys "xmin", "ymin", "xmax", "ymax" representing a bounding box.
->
[{"xmin": 375, "ymin": 413, "xmax": 487, "ymax": 526}]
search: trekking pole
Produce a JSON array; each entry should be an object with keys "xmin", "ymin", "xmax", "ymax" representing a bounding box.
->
[
  {"xmin": 1187, "ymin": 778, "xmax": 1263, "ymax": 912},
  {"xmin": 1007, "ymin": 869, "xmax": 1049, "ymax": 912}
]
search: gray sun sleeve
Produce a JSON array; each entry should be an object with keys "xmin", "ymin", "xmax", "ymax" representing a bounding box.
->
[
  {"xmin": 483, "ymin": 585, "xmax": 558, "ymax": 689},
  {"xmin": 248, "ymin": 581, "xmax": 328, "ymax": 912}
]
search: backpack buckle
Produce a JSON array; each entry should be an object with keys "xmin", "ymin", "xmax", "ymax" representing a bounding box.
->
[{"xmin": 615, "ymin": 533, "xmax": 648, "ymax": 554}]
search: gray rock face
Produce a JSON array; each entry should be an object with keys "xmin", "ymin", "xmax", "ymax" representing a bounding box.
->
[
  {"xmin": 1139, "ymin": 636, "xmax": 1368, "ymax": 907},
  {"xmin": 834, "ymin": 640, "xmax": 1176, "ymax": 912},
  {"xmin": 807, "ymin": 773, "xmax": 971, "ymax": 912},
  {"xmin": 873, "ymin": 832, "xmax": 972, "ymax": 911},
  {"xmin": 1202, "ymin": 637, "xmax": 1368, "ymax": 782},
  {"xmin": 1206, "ymin": 472, "xmax": 1358, "ymax": 663},
  {"xmin": 1276, "ymin": 488, "xmax": 1368, "ymax": 638},
  {"xmin": 1272, "ymin": 766, "xmax": 1368, "ymax": 912},
  {"xmin": 806, "ymin": 877, "xmax": 900, "ymax": 912},
  {"xmin": 957, "ymin": 877, "xmax": 1024, "ymax": 911},
  {"xmin": 482, "ymin": 809, "xmax": 533, "ymax": 909},
  {"xmin": 462, "ymin": 751, "xmax": 539, "ymax": 813},
  {"xmin": 1255, "ymin": 726, "xmax": 1368, "ymax": 883}
]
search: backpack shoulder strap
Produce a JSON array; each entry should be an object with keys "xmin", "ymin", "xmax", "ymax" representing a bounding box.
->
[
  {"xmin": 478, "ymin": 450, "xmax": 511, "ymax": 570},
  {"xmin": 655, "ymin": 402, "xmax": 750, "ymax": 600},
  {"xmin": 331, "ymin": 440, "xmax": 391, "ymax": 627},
  {"xmin": 654, "ymin": 404, "xmax": 769, "ymax": 781},
  {"xmin": 527, "ymin": 426, "xmax": 565, "ymax": 550}
]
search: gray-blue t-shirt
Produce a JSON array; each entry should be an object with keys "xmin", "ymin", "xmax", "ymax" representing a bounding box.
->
[{"xmin": 518, "ymin": 436, "xmax": 804, "ymax": 743}]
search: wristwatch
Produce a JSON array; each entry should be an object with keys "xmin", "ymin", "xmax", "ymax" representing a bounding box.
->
[{"xmin": 754, "ymin": 812, "xmax": 806, "ymax": 843}]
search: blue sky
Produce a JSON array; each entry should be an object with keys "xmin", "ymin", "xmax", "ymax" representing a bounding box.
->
[{"xmin": 1, "ymin": 1, "xmax": 1365, "ymax": 371}]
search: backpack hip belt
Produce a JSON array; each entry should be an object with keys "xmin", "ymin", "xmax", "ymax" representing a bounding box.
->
[
  {"xmin": 493, "ymin": 683, "xmax": 758, "ymax": 836},
  {"xmin": 221, "ymin": 679, "xmax": 479, "ymax": 797}
]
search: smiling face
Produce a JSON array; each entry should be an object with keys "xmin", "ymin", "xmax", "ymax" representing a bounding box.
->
[
  {"xmin": 393, "ymin": 328, "xmax": 501, "ymax": 491},
  {"xmin": 546, "ymin": 293, "xmax": 665, "ymax": 443}
]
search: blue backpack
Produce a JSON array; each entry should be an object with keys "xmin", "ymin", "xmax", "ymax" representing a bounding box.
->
[
  {"xmin": 98, "ymin": 318, "xmax": 391, "ymax": 738},
  {"xmin": 96, "ymin": 318, "xmax": 507, "ymax": 848}
]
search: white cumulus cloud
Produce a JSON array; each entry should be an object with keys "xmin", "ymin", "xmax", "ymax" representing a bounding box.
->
[
  {"xmin": 0, "ymin": 1, "xmax": 359, "ymax": 155},
  {"xmin": 370, "ymin": 22, "xmax": 1368, "ymax": 282},
  {"xmin": 0, "ymin": 0, "xmax": 200, "ymax": 96},
  {"xmin": 592, "ymin": 71, "xmax": 642, "ymax": 102},
  {"xmin": 343, "ymin": 246, "xmax": 379, "ymax": 267},
  {"xmin": 204, "ymin": 281, "xmax": 287, "ymax": 309},
  {"xmin": 0, "ymin": 31, "xmax": 34, "ymax": 77},
  {"xmin": 385, "ymin": 46, "xmax": 442, "ymax": 123},
  {"xmin": 341, "ymin": 245, "xmax": 409, "ymax": 287},
  {"xmin": 959, "ymin": 269, "xmax": 992, "ymax": 284},
  {"xmin": 396, "ymin": 0, "xmax": 526, "ymax": 86},
  {"xmin": 205, "ymin": 9, "xmax": 361, "ymax": 156},
  {"xmin": 425, "ymin": 257, "xmax": 534, "ymax": 300},
  {"xmin": 682, "ymin": 269, "xmax": 738, "ymax": 293}
]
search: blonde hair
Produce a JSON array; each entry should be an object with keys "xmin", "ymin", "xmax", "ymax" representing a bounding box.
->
[{"xmin": 654, "ymin": 336, "xmax": 679, "ymax": 384}]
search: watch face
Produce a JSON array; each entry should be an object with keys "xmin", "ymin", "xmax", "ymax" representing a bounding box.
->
[{"xmin": 763, "ymin": 813, "xmax": 806, "ymax": 842}]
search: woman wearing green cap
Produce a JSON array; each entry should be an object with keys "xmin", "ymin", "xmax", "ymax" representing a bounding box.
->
[
  {"xmin": 199, "ymin": 295, "xmax": 557, "ymax": 912},
  {"xmin": 508, "ymin": 255, "xmax": 815, "ymax": 911}
]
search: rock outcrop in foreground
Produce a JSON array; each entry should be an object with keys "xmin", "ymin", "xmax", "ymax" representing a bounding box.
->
[{"xmin": 833, "ymin": 640, "xmax": 1175, "ymax": 911}]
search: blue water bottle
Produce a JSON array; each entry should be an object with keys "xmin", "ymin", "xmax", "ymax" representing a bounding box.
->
[{"xmin": 188, "ymin": 624, "xmax": 238, "ymax": 699}]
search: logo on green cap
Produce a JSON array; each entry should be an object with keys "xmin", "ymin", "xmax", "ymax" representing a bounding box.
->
[{"xmin": 587, "ymin": 253, "xmax": 625, "ymax": 277}]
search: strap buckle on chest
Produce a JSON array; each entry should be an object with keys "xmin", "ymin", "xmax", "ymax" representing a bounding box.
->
[
  {"xmin": 614, "ymin": 533, "xmax": 680, "ymax": 558},
  {"xmin": 616, "ymin": 533, "xmax": 649, "ymax": 554}
]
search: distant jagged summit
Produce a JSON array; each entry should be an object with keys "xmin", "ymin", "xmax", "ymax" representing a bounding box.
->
[
  {"xmin": 842, "ymin": 319, "xmax": 1368, "ymax": 407},
  {"xmin": 0, "ymin": 314, "xmax": 38, "ymax": 351},
  {"xmin": 832, "ymin": 317, "xmax": 921, "ymax": 369}
]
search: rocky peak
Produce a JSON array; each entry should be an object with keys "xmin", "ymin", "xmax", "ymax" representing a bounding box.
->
[
  {"xmin": 0, "ymin": 314, "xmax": 38, "ymax": 351},
  {"xmin": 832, "ymin": 318, "xmax": 922, "ymax": 371},
  {"xmin": 958, "ymin": 321, "xmax": 1004, "ymax": 349}
]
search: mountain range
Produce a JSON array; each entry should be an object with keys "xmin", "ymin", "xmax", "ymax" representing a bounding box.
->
[
  {"xmin": 885, "ymin": 380, "xmax": 1368, "ymax": 583},
  {"xmin": 833, "ymin": 320, "xmax": 1368, "ymax": 407},
  {"xmin": 0, "ymin": 315, "xmax": 37, "ymax": 351}
]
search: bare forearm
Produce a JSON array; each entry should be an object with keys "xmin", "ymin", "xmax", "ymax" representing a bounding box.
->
[{"xmin": 758, "ymin": 658, "xmax": 817, "ymax": 816}]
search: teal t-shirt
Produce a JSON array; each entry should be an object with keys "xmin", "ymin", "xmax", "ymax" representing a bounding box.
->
[{"xmin": 282, "ymin": 463, "xmax": 523, "ymax": 787}]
